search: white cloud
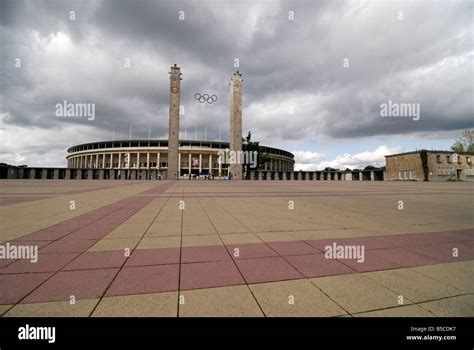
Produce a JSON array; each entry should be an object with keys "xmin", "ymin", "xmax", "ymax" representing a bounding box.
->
[{"xmin": 293, "ymin": 145, "xmax": 403, "ymax": 171}]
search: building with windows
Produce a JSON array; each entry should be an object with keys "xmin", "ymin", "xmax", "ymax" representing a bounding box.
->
[
  {"xmin": 65, "ymin": 139, "xmax": 295, "ymax": 179},
  {"xmin": 385, "ymin": 150, "xmax": 474, "ymax": 181}
]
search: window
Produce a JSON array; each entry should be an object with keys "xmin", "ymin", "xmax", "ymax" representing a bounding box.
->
[
  {"xmin": 398, "ymin": 171, "xmax": 403, "ymax": 179},
  {"xmin": 467, "ymin": 157, "xmax": 471, "ymax": 164},
  {"xmin": 447, "ymin": 155, "xmax": 451, "ymax": 163},
  {"xmin": 457, "ymin": 156, "xmax": 462, "ymax": 164},
  {"xmin": 436, "ymin": 155, "xmax": 441, "ymax": 163},
  {"xmin": 403, "ymin": 170, "xmax": 409, "ymax": 180},
  {"xmin": 409, "ymin": 171, "xmax": 415, "ymax": 179}
]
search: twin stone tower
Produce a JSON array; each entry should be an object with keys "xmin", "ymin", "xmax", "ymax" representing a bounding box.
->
[{"xmin": 167, "ymin": 64, "xmax": 243, "ymax": 180}]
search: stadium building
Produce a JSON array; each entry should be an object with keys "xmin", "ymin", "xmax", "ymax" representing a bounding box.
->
[{"xmin": 65, "ymin": 139, "xmax": 295, "ymax": 179}]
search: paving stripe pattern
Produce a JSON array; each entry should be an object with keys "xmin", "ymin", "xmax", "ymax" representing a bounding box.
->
[{"xmin": 1, "ymin": 227, "xmax": 472, "ymax": 304}]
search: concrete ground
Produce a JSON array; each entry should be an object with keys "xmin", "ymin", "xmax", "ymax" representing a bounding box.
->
[{"xmin": 0, "ymin": 179, "xmax": 473, "ymax": 317}]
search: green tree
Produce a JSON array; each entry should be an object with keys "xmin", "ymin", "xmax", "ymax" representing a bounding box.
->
[
  {"xmin": 451, "ymin": 130, "xmax": 474, "ymax": 153},
  {"xmin": 242, "ymin": 131, "xmax": 271, "ymax": 179},
  {"xmin": 364, "ymin": 165, "xmax": 379, "ymax": 171}
]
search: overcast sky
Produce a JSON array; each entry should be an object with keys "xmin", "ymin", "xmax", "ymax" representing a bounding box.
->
[{"xmin": 1, "ymin": 0, "xmax": 473, "ymax": 169}]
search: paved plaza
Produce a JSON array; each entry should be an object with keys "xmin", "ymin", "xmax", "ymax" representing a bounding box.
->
[{"xmin": 0, "ymin": 180, "xmax": 473, "ymax": 317}]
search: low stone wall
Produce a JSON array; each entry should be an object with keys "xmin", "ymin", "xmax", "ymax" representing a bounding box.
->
[{"xmin": 1, "ymin": 166, "xmax": 386, "ymax": 181}]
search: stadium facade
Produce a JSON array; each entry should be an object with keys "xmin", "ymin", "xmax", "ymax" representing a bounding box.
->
[{"xmin": 66, "ymin": 139, "xmax": 295, "ymax": 179}]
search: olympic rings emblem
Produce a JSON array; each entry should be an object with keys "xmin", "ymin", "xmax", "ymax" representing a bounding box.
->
[{"xmin": 194, "ymin": 93, "xmax": 218, "ymax": 104}]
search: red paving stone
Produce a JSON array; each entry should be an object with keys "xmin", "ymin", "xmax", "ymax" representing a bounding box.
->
[
  {"xmin": 125, "ymin": 248, "xmax": 180, "ymax": 267},
  {"xmin": 181, "ymin": 245, "xmax": 230, "ymax": 263},
  {"xmin": 22, "ymin": 268, "xmax": 118, "ymax": 303},
  {"xmin": 306, "ymin": 236, "xmax": 397, "ymax": 251},
  {"xmin": 0, "ymin": 253, "xmax": 79, "ymax": 274},
  {"xmin": 340, "ymin": 248, "xmax": 440, "ymax": 272},
  {"xmin": 285, "ymin": 253, "xmax": 355, "ymax": 278},
  {"xmin": 267, "ymin": 240, "xmax": 320, "ymax": 255},
  {"xmin": 0, "ymin": 196, "xmax": 53, "ymax": 206},
  {"xmin": 40, "ymin": 239, "xmax": 97, "ymax": 254},
  {"xmin": 5, "ymin": 192, "xmax": 474, "ymax": 302},
  {"xmin": 180, "ymin": 261, "xmax": 244, "ymax": 290},
  {"xmin": 407, "ymin": 242, "xmax": 474, "ymax": 263},
  {"xmin": 236, "ymin": 256, "xmax": 303, "ymax": 284},
  {"xmin": 63, "ymin": 251, "xmax": 128, "ymax": 271},
  {"xmin": 0, "ymin": 273, "xmax": 53, "ymax": 304},
  {"xmin": 106, "ymin": 265, "xmax": 179, "ymax": 296},
  {"xmin": 226, "ymin": 242, "xmax": 278, "ymax": 259}
]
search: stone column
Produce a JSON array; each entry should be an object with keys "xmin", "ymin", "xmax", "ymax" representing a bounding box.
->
[
  {"xmin": 229, "ymin": 71, "xmax": 243, "ymax": 180},
  {"xmin": 157, "ymin": 152, "xmax": 160, "ymax": 169},
  {"xmin": 147, "ymin": 152, "xmax": 150, "ymax": 169},
  {"xmin": 209, "ymin": 154, "xmax": 212, "ymax": 175},
  {"xmin": 53, "ymin": 169, "xmax": 59, "ymax": 179},
  {"xmin": 370, "ymin": 171, "xmax": 375, "ymax": 181},
  {"xmin": 65, "ymin": 169, "xmax": 71, "ymax": 179},
  {"xmin": 118, "ymin": 153, "xmax": 122, "ymax": 169},
  {"xmin": 218, "ymin": 158, "xmax": 222, "ymax": 177},
  {"xmin": 188, "ymin": 153, "xmax": 192, "ymax": 175},
  {"xmin": 359, "ymin": 172, "xmax": 363, "ymax": 181},
  {"xmin": 167, "ymin": 64, "xmax": 181, "ymax": 180},
  {"xmin": 87, "ymin": 169, "xmax": 93, "ymax": 180},
  {"xmin": 258, "ymin": 171, "xmax": 264, "ymax": 180},
  {"xmin": 99, "ymin": 169, "xmax": 104, "ymax": 180},
  {"xmin": 95, "ymin": 154, "xmax": 99, "ymax": 168},
  {"xmin": 199, "ymin": 154, "xmax": 202, "ymax": 173},
  {"xmin": 110, "ymin": 154, "xmax": 113, "ymax": 169},
  {"xmin": 29, "ymin": 169, "xmax": 35, "ymax": 179},
  {"xmin": 178, "ymin": 153, "xmax": 181, "ymax": 176}
]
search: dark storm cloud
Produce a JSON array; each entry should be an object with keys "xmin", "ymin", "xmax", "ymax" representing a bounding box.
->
[{"xmin": 0, "ymin": 0, "xmax": 473, "ymax": 166}]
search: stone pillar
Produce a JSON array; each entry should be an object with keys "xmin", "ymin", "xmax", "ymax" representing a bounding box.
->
[
  {"xmin": 147, "ymin": 152, "xmax": 150, "ymax": 170},
  {"xmin": 199, "ymin": 154, "xmax": 202, "ymax": 173},
  {"xmin": 258, "ymin": 171, "xmax": 263, "ymax": 180},
  {"xmin": 118, "ymin": 153, "xmax": 122, "ymax": 169},
  {"xmin": 65, "ymin": 169, "xmax": 71, "ymax": 179},
  {"xmin": 209, "ymin": 154, "xmax": 212, "ymax": 175},
  {"xmin": 136, "ymin": 152, "xmax": 140, "ymax": 169},
  {"xmin": 87, "ymin": 169, "xmax": 93, "ymax": 180},
  {"xmin": 99, "ymin": 169, "xmax": 104, "ymax": 180},
  {"xmin": 29, "ymin": 169, "xmax": 35, "ymax": 179},
  {"xmin": 218, "ymin": 158, "xmax": 222, "ymax": 178},
  {"xmin": 229, "ymin": 71, "xmax": 243, "ymax": 180},
  {"xmin": 131, "ymin": 170, "xmax": 136, "ymax": 180},
  {"xmin": 95, "ymin": 154, "xmax": 99, "ymax": 169},
  {"xmin": 157, "ymin": 152, "xmax": 160, "ymax": 169},
  {"xmin": 370, "ymin": 171, "xmax": 375, "ymax": 181},
  {"xmin": 167, "ymin": 64, "xmax": 181, "ymax": 180},
  {"xmin": 359, "ymin": 172, "xmax": 363, "ymax": 181},
  {"xmin": 188, "ymin": 153, "xmax": 192, "ymax": 175},
  {"xmin": 282, "ymin": 171, "xmax": 287, "ymax": 181},
  {"xmin": 178, "ymin": 153, "xmax": 181, "ymax": 176},
  {"xmin": 41, "ymin": 169, "xmax": 47, "ymax": 179},
  {"xmin": 110, "ymin": 154, "xmax": 113, "ymax": 169},
  {"xmin": 152, "ymin": 169, "xmax": 157, "ymax": 180},
  {"xmin": 53, "ymin": 169, "xmax": 59, "ymax": 179},
  {"xmin": 77, "ymin": 169, "xmax": 82, "ymax": 179}
]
